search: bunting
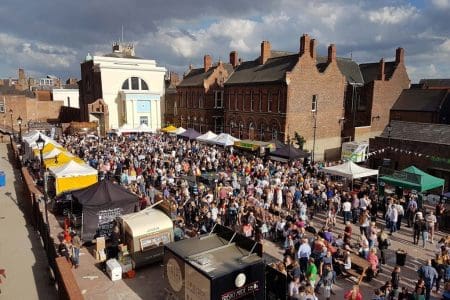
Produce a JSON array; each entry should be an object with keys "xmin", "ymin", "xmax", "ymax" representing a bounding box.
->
[{"xmin": 366, "ymin": 146, "xmax": 433, "ymax": 159}]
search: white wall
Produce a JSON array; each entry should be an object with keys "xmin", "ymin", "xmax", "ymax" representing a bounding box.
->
[
  {"xmin": 52, "ymin": 89, "xmax": 79, "ymax": 108},
  {"xmin": 93, "ymin": 56, "xmax": 166, "ymax": 130}
]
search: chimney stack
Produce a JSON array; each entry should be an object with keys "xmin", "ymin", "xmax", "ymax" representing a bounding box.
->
[
  {"xmin": 378, "ymin": 58, "xmax": 385, "ymax": 81},
  {"xmin": 395, "ymin": 47, "xmax": 404, "ymax": 64},
  {"xmin": 327, "ymin": 44, "xmax": 336, "ymax": 63},
  {"xmin": 204, "ymin": 55, "xmax": 212, "ymax": 72},
  {"xmin": 260, "ymin": 41, "xmax": 271, "ymax": 65},
  {"xmin": 300, "ymin": 34, "xmax": 311, "ymax": 57},
  {"xmin": 310, "ymin": 39, "xmax": 317, "ymax": 60},
  {"xmin": 230, "ymin": 51, "xmax": 239, "ymax": 68}
]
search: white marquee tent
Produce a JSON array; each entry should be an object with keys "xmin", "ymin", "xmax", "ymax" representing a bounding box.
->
[
  {"xmin": 175, "ymin": 127, "xmax": 186, "ymax": 135},
  {"xmin": 322, "ymin": 161, "xmax": 378, "ymax": 180},
  {"xmin": 211, "ymin": 133, "xmax": 240, "ymax": 147},
  {"xmin": 196, "ymin": 131, "xmax": 218, "ymax": 143}
]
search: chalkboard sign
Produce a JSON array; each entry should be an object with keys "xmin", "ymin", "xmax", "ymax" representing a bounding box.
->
[{"xmin": 96, "ymin": 208, "xmax": 123, "ymax": 238}]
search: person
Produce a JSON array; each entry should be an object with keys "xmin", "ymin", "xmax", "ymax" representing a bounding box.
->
[
  {"xmin": 417, "ymin": 259, "xmax": 438, "ymax": 300},
  {"xmin": 344, "ymin": 285, "xmax": 363, "ymax": 300},
  {"xmin": 425, "ymin": 211, "xmax": 436, "ymax": 244},
  {"xmin": 435, "ymin": 200, "xmax": 445, "ymax": 232},
  {"xmin": 304, "ymin": 285, "xmax": 318, "ymax": 300},
  {"xmin": 386, "ymin": 203, "xmax": 398, "ymax": 235},
  {"xmin": 320, "ymin": 263, "xmax": 334, "ymax": 300},
  {"xmin": 342, "ymin": 199, "xmax": 352, "ymax": 224},
  {"xmin": 411, "ymin": 285, "xmax": 425, "ymax": 300},
  {"xmin": 398, "ymin": 287, "xmax": 410, "ymax": 300},
  {"xmin": 306, "ymin": 257, "xmax": 318, "ymax": 288},
  {"xmin": 391, "ymin": 266, "xmax": 401, "ymax": 296},
  {"xmin": 71, "ymin": 232, "xmax": 82, "ymax": 268},
  {"xmin": 109, "ymin": 225, "xmax": 121, "ymax": 259},
  {"xmin": 396, "ymin": 201, "xmax": 404, "ymax": 230},
  {"xmin": 298, "ymin": 238, "xmax": 311, "ymax": 274},
  {"xmin": 407, "ymin": 195, "xmax": 418, "ymax": 227},
  {"xmin": 367, "ymin": 248, "xmax": 379, "ymax": 279},
  {"xmin": 288, "ymin": 275, "xmax": 301, "ymax": 298}
]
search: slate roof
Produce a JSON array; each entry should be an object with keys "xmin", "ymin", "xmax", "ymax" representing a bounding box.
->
[
  {"xmin": 391, "ymin": 89, "xmax": 448, "ymax": 112},
  {"xmin": 359, "ymin": 61, "xmax": 396, "ymax": 83},
  {"xmin": 178, "ymin": 63, "xmax": 234, "ymax": 87},
  {"xmin": 225, "ymin": 51, "xmax": 364, "ymax": 85},
  {"xmin": 0, "ymin": 86, "xmax": 35, "ymax": 98},
  {"xmin": 419, "ymin": 79, "xmax": 450, "ymax": 88},
  {"xmin": 380, "ymin": 120, "xmax": 450, "ymax": 145}
]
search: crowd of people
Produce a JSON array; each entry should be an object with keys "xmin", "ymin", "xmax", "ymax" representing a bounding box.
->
[{"xmin": 47, "ymin": 132, "xmax": 449, "ymax": 299}]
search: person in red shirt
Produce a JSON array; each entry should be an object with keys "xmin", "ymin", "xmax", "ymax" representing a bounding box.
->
[{"xmin": 344, "ymin": 285, "xmax": 363, "ymax": 300}]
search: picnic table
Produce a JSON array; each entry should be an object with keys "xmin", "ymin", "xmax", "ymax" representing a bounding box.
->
[{"xmin": 347, "ymin": 253, "xmax": 371, "ymax": 285}]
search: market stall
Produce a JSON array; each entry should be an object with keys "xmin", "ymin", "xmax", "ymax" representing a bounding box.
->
[
  {"xmin": 43, "ymin": 151, "xmax": 85, "ymax": 168},
  {"xmin": 211, "ymin": 133, "xmax": 239, "ymax": 147},
  {"xmin": 118, "ymin": 207, "xmax": 174, "ymax": 268},
  {"xmin": 196, "ymin": 131, "xmax": 217, "ymax": 143},
  {"xmin": 233, "ymin": 140, "xmax": 276, "ymax": 156},
  {"xmin": 49, "ymin": 160, "xmax": 98, "ymax": 195},
  {"xmin": 267, "ymin": 143, "xmax": 310, "ymax": 162},
  {"xmin": 178, "ymin": 128, "xmax": 201, "ymax": 140},
  {"xmin": 161, "ymin": 125, "xmax": 178, "ymax": 133},
  {"xmin": 323, "ymin": 161, "xmax": 378, "ymax": 179},
  {"xmin": 164, "ymin": 224, "xmax": 265, "ymax": 300},
  {"xmin": 72, "ymin": 180, "xmax": 139, "ymax": 241},
  {"xmin": 174, "ymin": 127, "xmax": 186, "ymax": 135}
]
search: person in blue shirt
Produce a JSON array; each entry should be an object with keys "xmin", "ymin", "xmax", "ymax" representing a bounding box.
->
[{"xmin": 417, "ymin": 259, "xmax": 438, "ymax": 300}]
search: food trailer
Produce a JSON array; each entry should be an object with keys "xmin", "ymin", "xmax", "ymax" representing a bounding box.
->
[
  {"xmin": 164, "ymin": 224, "xmax": 265, "ymax": 300},
  {"xmin": 119, "ymin": 207, "xmax": 174, "ymax": 268}
]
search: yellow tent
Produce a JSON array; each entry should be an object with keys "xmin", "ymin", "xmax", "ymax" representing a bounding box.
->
[
  {"xmin": 34, "ymin": 145, "xmax": 67, "ymax": 158},
  {"xmin": 161, "ymin": 125, "xmax": 177, "ymax": 133},
  {"xmin": 44, "ymin": 152, "xmax": 85, "ymax": 168},
  {"xmin": 49, "ymin": 160, "xmax": 98, "ymax": 195},
  {"xmin": 33, "ymin": 143, "xmax": 58, "ymax": 156}
]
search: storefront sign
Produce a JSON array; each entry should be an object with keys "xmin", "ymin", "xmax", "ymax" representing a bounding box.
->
[
  {"xmin": 221, "ymin": 281, "xmax": 260, "ymax": 300},
  {"xmin": 96, "ymin": 207, "xmax": 123, "ymax": 237},
  {"xmin": 234, "ymin": 141, "xmax": 258, "ymax": 151}
]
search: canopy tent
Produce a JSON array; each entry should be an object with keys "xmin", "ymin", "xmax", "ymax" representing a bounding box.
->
[
  {"xmin": 24, "ymin": 134, "xmax": 62, "ymax": 160},
  {"xmin": 323, "ymin": 161, "xmax": 378, "ymax": 180},
  {"xmin": 379, "ymin": 166, "xmax": 445, "ymax": 192},
  {"xmin": 178, "ymin": 128, "xmax": 201, "ymax": 140},
  {"xmin": 72, "ymin": 180, "xmax": 139, "ymax": 240},
  {"xmin": 49, "ymin": 160, "xmax": 98, "ymax": 195},
  {"xmin": 268, "ymin": 144, "xmax": 310, "ymax": 161},
  {"xmin": 41, "ymin": 147, "xmax": 66, "ymax": 160},
  {"xmin": 234, "ymin": 140, "xmax": 276, "ymax": 153},
  {"xmin": 118, "ymin": 123, "xmax": 135, "ymax": 135},
  {"xmin": 196, "ymin": 131, "xmax": 218, "ymax": 143},
  {"xmin": 43, "ymin": 152, "xmax": 84, "ymax": 168},
  {"xmin": 211, "ymin": 133, "xmax": 240, "ymax": 147},
  {"xmin": 161, "ymin": 125, "xmax": 177, "ymax": 133},
  {"xmin": 174, "ymin": 127, "xmax": 186, "ymax": 135},
  {"xmin": 135, "ymin": 123, "xmax": 155, "ymax": 133},
  {"xmin": 22, "ymin": 130, "xmax": 41, "ymax": 141}
]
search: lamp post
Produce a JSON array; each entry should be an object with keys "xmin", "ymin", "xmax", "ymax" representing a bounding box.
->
[
  {"xmin": 17, "ymin": 116, "xmax": 22, "ymax": 142},
  {"xmin": 9, "ymin": 109, "xmax": 13, "ymax": 136},
  {"xmin": 387, "ymin": 122, "xmax": 392, "ymax": 146},
  {"xmin": 36, "ymin": 134, "xmax": 49, "ymax": 224},
  {"xmin": 312, "ymin": 112, "xmax": 317, "ymax": 164}
]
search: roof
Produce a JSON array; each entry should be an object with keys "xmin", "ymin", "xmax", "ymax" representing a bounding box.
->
[
  {"xmin": 178, "ymin": 63, "xmax": 234, "ymax": 87},
  {"xmin": 359, "ymin": 61, "xmax": 396, "ymax": 83},
  {"xmin": 419, "ymin": 79, "xmax": 450, "ymax": 88},
  {"xmin": 380, "ymin": 120, "xmax": 450, "ymax": 145},
  {"xmin": 391, "ymin": 89, "xmax": 448, "ymax": 112},
  {"xmin": 0, "ymin": 85, "xmax": 35, "ymax": 98},
  {"xmin": 225, "ymin": 51, "xmax": 363, "ymax": 85},
  {"xmin": 165, "ymin": 233, "xmax": 262, "ymax": 278},
  {"xmin": 103, "ymin": 53, "xmax": 142, "ymax": 59}
]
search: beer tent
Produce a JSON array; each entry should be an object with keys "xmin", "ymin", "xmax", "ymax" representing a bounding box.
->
[
  {"xmin": 72, "ymin": 180, "xmax": 139, "ymax": 241},
  {"xmin": 49, "ymin": 160, "xmax": 98, "ymax": 195}
]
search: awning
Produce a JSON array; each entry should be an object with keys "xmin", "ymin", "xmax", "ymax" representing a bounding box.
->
[
  {"xmin": 323, "ymin": 161, "xmax": 378, "ymax": 180},
  {"xmin": 234, "ymin": 140, "xmax": 275, "ymax": 151}
]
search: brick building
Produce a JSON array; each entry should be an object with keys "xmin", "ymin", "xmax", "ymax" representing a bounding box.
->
[
  {"xmin": 224, "ymin": 34, "xmax": 363, "ymax": 161},
  {"xmin": 369, "ymin": 120, "xmax": 450, "ymax": 189},
  {"xmin": 175, "ymin": 55, "xmax": 234, "ymax": 133},
  {"xmin": 390, "ymin": 88, "xmax": 450, "ymax": 124},
  {"xmin": 343, "ymin": 48, "xmax": 410, "ymax": 142},
  {"xmin": 163, "ymin": 72, "xmax": 180, "ymax": 126}
]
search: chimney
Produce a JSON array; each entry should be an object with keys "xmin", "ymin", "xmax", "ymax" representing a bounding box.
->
[
  {"xmin": 204, "ymin": 55, "xmax": 212, "ymax": 72},
  {"xmin": 300, "ymin": 34, "xmax": 310, "ymax": 57},
  {"xmin": 310, "ymin": 39, "xmax": 317, "ymax": 60},
  {"xmin": 260, "ymin": 41, "xmax": 271, "ymax": 65},
  {"xmin": 327, "ymin": 44, "xmax": 336, "ymax": 63},
  {"xmin": 378, "ymin": 58, "xmax": 385, "ymax": 81},
  {"xmin": 395, "ymin": 47, "xmax": 404, "ymax": 64},
  {"xmin": 230, "ymin": 51, "xmax": 239, "ymax": 68}
]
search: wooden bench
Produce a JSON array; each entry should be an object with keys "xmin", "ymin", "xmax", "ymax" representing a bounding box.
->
[{"xmin": 347, "ymin": 254, "xmax": 371, "ymax": 285}]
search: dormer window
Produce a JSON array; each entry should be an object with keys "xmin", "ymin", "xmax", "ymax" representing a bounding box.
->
[{"xmin": 121, "ymin": 77, "xmax": 150, "ymax": 91}]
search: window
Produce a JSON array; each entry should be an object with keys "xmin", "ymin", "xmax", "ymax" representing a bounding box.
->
[
  {"xmin": 272, "ymin": 128, "xmax": 278, "ymax": 140},
  {"xmin": 259, "ymin": 123, "xmax": 265, "ymax": 140},
  {"xmin": 234, "ymin": 92, "xmax": 238, "ymax": 111},
  {"xmin": 198, "ymin": 93, "xmax": 203, "ymax": 108},
  {"xmin": 141, "ymin": 80, "xmax": 149, "ymax": 90},
  {"xmin": 215, "ymin": 91, "xmax": 224, "ymax": 108},
  {"xmin": 250, "ymin": 91, "xmax": 254, "ymax": 111},
  {"xmin": 312, "ymin": 95, "xmax": 318, "ymax": 112},
  {"xmin": 259, "ymin": 92, "xmax": 262, "ymax": 112},
  {"xmin": 131, "ymin": 77, "xmax": 139, "ymax": 90},
  {"xmin": 139, "ymin": 116, "xmax": 148, "ymax": 125},
  {"xmin": 0, "ymin": 100, "xmax": 4, "ymax": 113},
  {"xmin": 174, "ymin": 101, "xmax": 177, "ymax": 116},
  {"xmin": 357, "ymin": 93, "xmax": 367, "ymax": 111},
  {"xmin": 267, "ymin": 92, "xmax": 272, "ymax": 112},
  {"xmin": 277, "ymin": 90, "xmax": 281, "ymax": 112},
  {"xmin": 228, "ymin": 92, "xmax": 231, "ymax": 110},
  {"xmin": 122, "ymin": 79, "xmax": 129, "ymax": 90},
  {"xmin": 214, "ymin": 117, "xmax": 224, "ymax": 133}
]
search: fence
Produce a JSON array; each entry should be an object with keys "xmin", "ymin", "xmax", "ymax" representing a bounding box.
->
[{"xmin": 12, "ymin": 138, "xmax": 83, "ymax": 299}]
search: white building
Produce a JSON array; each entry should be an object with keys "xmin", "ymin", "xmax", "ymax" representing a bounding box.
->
[
  {"xmin": 79, "ymin": 42, "xmax": 166, "ymax": 132},
  {"xmin": 52, "ymin": 88, "xmax": 79, "ymax": 108}
]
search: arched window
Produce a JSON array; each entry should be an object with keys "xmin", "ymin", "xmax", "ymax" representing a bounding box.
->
[{"xmin": 121, "ymin": 77, "xmax": 150, "ymax": 91}]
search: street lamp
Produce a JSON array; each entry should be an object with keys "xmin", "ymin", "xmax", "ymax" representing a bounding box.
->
[
  {"xmin": 17, "ymin": 116, "xmax": 22, "ymax": 142},
  {"xmin": 35, "ymin": 134, "xmax": 49, "ymax": 224},
  {"xmin": 9, "ymin": 109, "xmax": 13, "ymax": 136},
  {"xmin": 387, "ymin": 122, "xmax": 392, "ymax": 146}
]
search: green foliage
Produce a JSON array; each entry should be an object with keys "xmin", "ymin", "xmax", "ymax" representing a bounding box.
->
[{"xmin": 293, "ymin": 132, "xmax": 306, "ymax": 150}]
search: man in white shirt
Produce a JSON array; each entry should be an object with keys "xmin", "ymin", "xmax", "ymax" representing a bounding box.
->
[
  {"xmin": 297, "ymin": 238, "xmax": 311, "ymax": 273},
  {"xmin": 342, "ymin": 200, "xmax": 352, "ymax": 224}
]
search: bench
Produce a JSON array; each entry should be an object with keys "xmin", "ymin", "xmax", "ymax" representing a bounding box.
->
[{"xmin": 348, "ymin": 254, "xmax": 370, "ymax": 285}]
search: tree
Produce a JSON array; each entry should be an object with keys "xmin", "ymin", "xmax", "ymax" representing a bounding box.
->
[{"xmin": 293, "ymin": 132, "xmax": 306, "ymax": 150}]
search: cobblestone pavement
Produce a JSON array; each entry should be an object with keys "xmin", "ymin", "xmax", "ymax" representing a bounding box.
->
[{"xmin": 0, "ymin": 143, "xmax": 57, "ymax": 299}]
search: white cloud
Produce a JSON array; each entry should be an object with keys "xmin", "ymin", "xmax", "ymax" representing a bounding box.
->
[
  {"xmin": 368, "ymin": 6, "xmax": 419, "ymax": 25},
  {"xmin": 431, "ymin": 0, "xmax": 450, "ymax": 9}
]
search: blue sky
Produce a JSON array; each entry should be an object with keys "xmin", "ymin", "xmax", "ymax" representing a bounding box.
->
[{"xmin": 0, "ymin": 0, "xmax": 449, "ymax": 83}]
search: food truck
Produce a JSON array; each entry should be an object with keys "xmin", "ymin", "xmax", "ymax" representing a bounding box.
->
[
  {"xmin": 164, "ymin": 224, "xmax": 265, "ymax": 300},
  {"xmin": 119, "ymin": 207, "xmax": 174, "ymax": 268}
]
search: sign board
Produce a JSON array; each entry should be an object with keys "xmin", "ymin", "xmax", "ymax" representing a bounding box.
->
[
  {"xmin": 341, "ymin": 141, "xmax": 369, "ymax": 162},
  {"xmin": 96, "ymin": 207, "xmax": 123, "ymax": 237}
]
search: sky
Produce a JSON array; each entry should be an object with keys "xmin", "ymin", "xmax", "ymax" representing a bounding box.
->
[{"xmin": 0, "ymin": 0, "xmax": 449, "ymax": 83}]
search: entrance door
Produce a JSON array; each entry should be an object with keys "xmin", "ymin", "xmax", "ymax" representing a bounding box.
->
[{"xmin": 140, "ymin": 116, "xmax": 148, "ymax": 125}]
